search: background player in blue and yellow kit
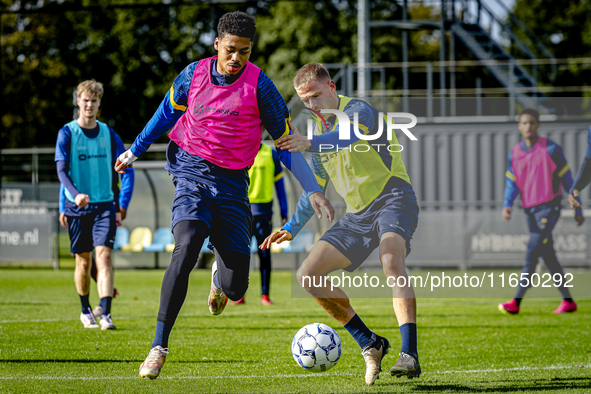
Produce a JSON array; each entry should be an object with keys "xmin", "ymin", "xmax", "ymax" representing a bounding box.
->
[
  {"xmin": 232, "ymin": 143, "xmax": 288, "ymax": 306},
  {"xmin": 55, "ymin": 80, "xmax": 126, "ymax": 331},
  {"xmin": 114, "ymin": 12, "xmax": 334, "ymax": 380},
  {"xmin": 262, "ymin": 63, "xmax": 421, "ymax": 385}
]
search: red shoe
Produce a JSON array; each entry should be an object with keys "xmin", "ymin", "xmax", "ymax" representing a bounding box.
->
[
  {"xmin": 113, "ymin": 288, "xmax": 119, "ymax": 299},
  {"xmin": 231, "ymin": 297, "xmax": 245, "ymax": 306},
  {"xmin": 260, "ymin": 294, "xmax": 274, "ymax": 306},
  {"xmin": 552, "ymin": 300, "xmax": 577, "ymax": 314},
  {"xmin": 498, "ymin": 299, "xmax": 519, "ymax": 314}
]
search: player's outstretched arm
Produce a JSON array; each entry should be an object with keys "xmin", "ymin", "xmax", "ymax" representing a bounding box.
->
[
  {"xmin": 260, "ymin": 230, "xmax": 292, "ymax": 250},
  {"xmin": 256, "ymin": 71, "xmax": 334, "ymax": 220},
  {"xmin": 277, "ymin": 102, "xmax": 374, "ymax": 153},
  {"xmin": 276, "ymin": 122, "xmax": 311, "ymax": 153},
  {"xmin": 115, "ymin": 150, "xmax": 138, "ymax": 174},
  {"xmin": 117, "ymin": 64, "xmax": 193, "ymax": 174}
]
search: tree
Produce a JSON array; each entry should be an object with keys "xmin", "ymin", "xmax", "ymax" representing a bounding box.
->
[
  {"xmin": 512, "ymin": 0, "xmax": 591, "ymax": 89},
  {"xmin": 253, "ymin": 0, "xmax": 357, "ymax": 98},
  {"xmin": 1, "ymin": 0, "xmax": 212, "ymax": 149}
]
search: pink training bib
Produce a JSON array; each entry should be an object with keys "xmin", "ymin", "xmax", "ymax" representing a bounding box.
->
[
  {"xmin": 168, "ymin": 56, "xmax": 263, "ymax": 169},
  {"xmin": 511, "ymin": 137, "xmax": 561, "ymax": 208}
]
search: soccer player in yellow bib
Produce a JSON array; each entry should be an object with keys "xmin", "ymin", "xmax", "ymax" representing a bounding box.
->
[
  {"xmin": 231, "ymin": 142, "xmax": 288, "ymax": 306},
  {"xmin": 261, "ymin": 63, "xmax": 420, "ymax": 385}
]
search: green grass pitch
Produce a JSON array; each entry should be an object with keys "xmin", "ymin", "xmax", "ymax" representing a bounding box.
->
[{"xmin": 0, "ymin": 268, "xmax": 590, "ymax": 393}]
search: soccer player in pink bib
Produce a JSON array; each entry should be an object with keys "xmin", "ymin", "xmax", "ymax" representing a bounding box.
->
[
  {"xmin": 500, "ymin": 108, "xmax": 583, "ymax": 315},
  {"xmin": 115, "ymin": 12, "xmax": 334, "ymax": 379}
]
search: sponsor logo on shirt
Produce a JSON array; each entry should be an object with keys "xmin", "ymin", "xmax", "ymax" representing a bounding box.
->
[
  {"xmin": 79, "ymin": 154, "xmax": 107, "ymax": 161},
  {"xmin": 194, "ymin": 103, "xmax": 239, "ymax": 116}
]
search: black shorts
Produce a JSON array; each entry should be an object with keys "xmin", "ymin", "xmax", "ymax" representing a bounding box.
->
[
  {"xmin": 166, "ymin": 141, "xmax": 252, "ymax": 256},
  {"xmin": 67, "ymin": 204, "xmax": 116, "ymax": 254},
  {"xmin": 320, "ymin": 177, "xmax": 419, "ymax": 272}
]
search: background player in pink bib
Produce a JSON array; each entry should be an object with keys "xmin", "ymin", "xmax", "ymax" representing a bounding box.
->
[{"xmin": 500, "ymin": 108, "xmax": 583, "ymax": 315}]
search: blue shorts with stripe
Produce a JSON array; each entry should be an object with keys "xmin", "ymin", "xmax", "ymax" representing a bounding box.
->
[
  {"xmin": 65, "ymin": 200, "xmax": 116, "ymax": 254},
  {"xmin": 166, "ymin": 141, "xmax": 252, "ymax": 256},
  {"xmin": 320, "ymin": 177, "xmax": 419, "ymax": 272}
]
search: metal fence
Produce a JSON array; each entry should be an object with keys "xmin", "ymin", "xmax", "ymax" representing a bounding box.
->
[{"xmin": 3, "ymin": 119, "xmax": 591, "ymax": 269}]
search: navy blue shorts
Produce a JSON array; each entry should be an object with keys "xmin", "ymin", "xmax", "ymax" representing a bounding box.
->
[
  {"xmin": 524, "ymin": 200, "xmax": 561, "ymax": 236},
  {"xmin": 320, "ymin": 177, "xmax": 419, "ymax": 272},
  {"xmin": 166, "ymin": 142, "xmax": 252, "ymax": 256},
  {"xmin": 67, "ymin": 204, "xmax": 116, "ymax": 254}
]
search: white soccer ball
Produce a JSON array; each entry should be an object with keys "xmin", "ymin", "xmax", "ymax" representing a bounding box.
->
[{"xmin": 291, "ymin": 322, "xmax": 342, "ymax": 372}]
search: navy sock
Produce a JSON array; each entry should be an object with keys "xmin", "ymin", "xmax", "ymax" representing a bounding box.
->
[
  {"xmin": 344, "ymin": 314, "xmax": 376, "ymax": 350},
  {"xmin": 515, "ymin": 298, "xmax": 522, "ymax": 307},
  {"xmin": 152, "ymin": 320, "xmax": 173, "ymax": 349},
  {"xmin": 260, "ymin": 267, "xmax": 270, "ymax": 296},
  {"xmin": 99, "ymin": 297, "xmax": 112, "ymax": 315},
  {"xmin": 399, "ymin": 323, "xmax": 418, "ymax": 360},
  {"xmin": 80, "ymin": 294, "xmax": 91, "ymax": 313},
  {"xmin": 564, "ymin": 298, "xmax": 574, "ymax": 303}
]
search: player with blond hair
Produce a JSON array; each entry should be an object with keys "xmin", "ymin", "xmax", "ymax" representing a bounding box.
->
[
  {"xmin": 263, "ymin": 63, "xmax": 421, "ymax": 385},
  {"xmin": 55, "ymin": 79, "xmax": 127, "ymax": 330}
]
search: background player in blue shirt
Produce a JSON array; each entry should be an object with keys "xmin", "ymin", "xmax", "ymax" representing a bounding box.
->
[
  {"xmin": 58, "ymin": 149, "xmax": 134, "ymax": 316},
  {"xmin": 55, "ymin": 80, "xmax": 127, "ymax": 331}
]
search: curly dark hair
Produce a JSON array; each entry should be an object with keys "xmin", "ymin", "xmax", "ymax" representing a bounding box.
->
[
  {"xmin": 217, "ymin": 11, "xmax": 256, "ymax": 40},
  {"xmin": 519, "ymin": 108, "xmax": 540, "ymax": 122}
]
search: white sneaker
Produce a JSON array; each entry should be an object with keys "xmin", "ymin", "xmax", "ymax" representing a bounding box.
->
[
  {"xmin": 93, "ymin": 305, "xmax": 103, "ymax": 318},
  {"xmin": 80, "ymin": 308, "xmax": 99, "ymax": 328},
  {"xmin": 208, "ymin": 261, "xmax": 228, "ymax": 315},
  {"xmin": 100, "ymin": 314, "xmax": 116, "ymax": 330},
  {"xmin": 139, "ymin": 346, "xmax": 169, "ymax": 380}
]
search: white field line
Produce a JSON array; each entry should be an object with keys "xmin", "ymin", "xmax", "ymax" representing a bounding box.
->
[
  {"xmin": 0, "ymin": 299, "xmax": 584, "ymax": 324},
  {"xmin": 0, "ymin": 308, "xmax": 319, "ymax": 324},
  {"xmin": 436, "ymin": 364, "xmax": 589, "ymax": 374},
  {"xmin": 0, "ymin": 364, "xmax": 587, "ymax": 380}
]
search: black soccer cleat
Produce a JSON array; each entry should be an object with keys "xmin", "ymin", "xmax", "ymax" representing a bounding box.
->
[{"xmin": 390, "ymin": 352, "xmax": 421, "ymax": 379}]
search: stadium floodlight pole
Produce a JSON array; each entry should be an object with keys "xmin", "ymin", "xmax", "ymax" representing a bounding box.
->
[
  {"xmin": 357, "ymin": 0, "xmax": 369, "ymax": 98},
  {"xmin": 440, "ymin": 0, "xmax": 446, "ymax": 117},
  {"xmin": 402, "ymin": 0, "xmax": 409, "ymax": 113}
]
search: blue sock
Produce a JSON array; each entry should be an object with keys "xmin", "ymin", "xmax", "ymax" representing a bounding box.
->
[
  {"xmin": 152, "ymin": 321, "xmax": 174, "ymax": 349},
  {"xmin": 399, "ymin": 323, "xmax": 418, "ymax": 360},
  {"xmin": 99, "ymin": 297, "xmax": 112, "ymax": 315},
  {"xmin": 80, "ymin": 294, "xmax": 91, "ymax": 313},
  {"xmin": 344, "ymin": 314, "xmax": 376, "ymax": 350}
]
